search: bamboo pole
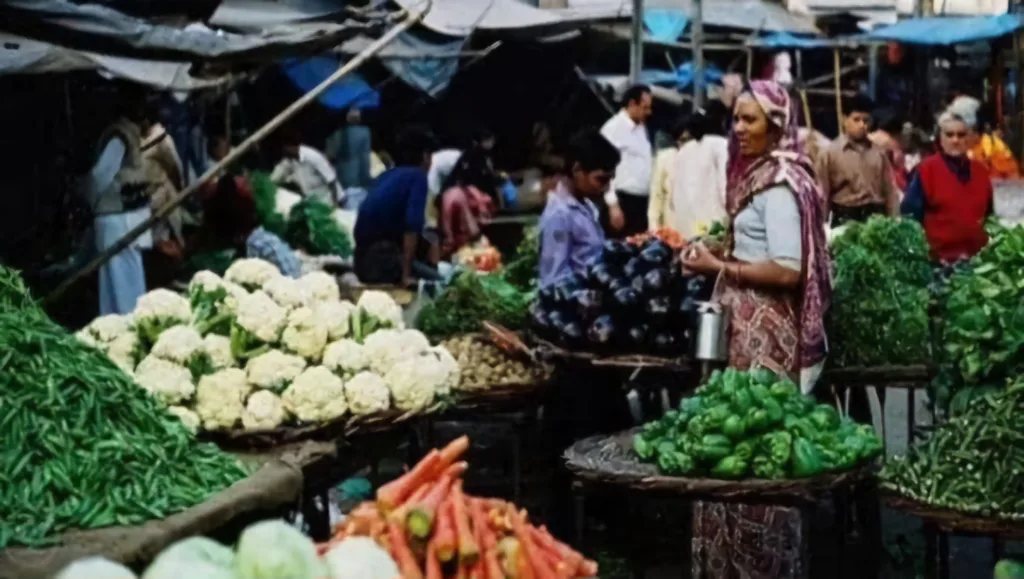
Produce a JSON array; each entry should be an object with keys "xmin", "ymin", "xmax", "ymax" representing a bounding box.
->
[
  {"xmin": 44, "ymin": 7, "xmax": 426, "ymax": 305},
  {"xmin": 833, "ymin": 48, "xmax": 843, "ymax": 133}
]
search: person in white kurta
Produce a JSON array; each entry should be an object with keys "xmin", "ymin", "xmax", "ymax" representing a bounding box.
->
[
  {"xmin": 671, "ymin": 110, "xmax": 729, "ymax": 238},
  {"xmin": 83, "ymin": 117, "xmax": 153, "ymax": 315}
]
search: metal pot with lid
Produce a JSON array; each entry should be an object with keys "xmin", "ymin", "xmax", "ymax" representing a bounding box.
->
[{"xmin": 693, "ymin": 300, "xmax": 730, "ymax": 362}]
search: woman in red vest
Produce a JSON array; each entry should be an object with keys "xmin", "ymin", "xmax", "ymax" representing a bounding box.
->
[{"xmin": 901, "ymin": 109, "xmax": 993, "ymax": 262}]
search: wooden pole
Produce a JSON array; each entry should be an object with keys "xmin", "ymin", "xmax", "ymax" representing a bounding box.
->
[
  {"xmin": 692, "ymin": 0, "xmax": 705, "ymax": 107},
  {"xmin": 629, "ymin": 0, "xmax": 644, "ymax": 84},
  {"xmin": 44, "ymin": 8, "xmax": 426, "ymax": 305},
  {"xmin": 833, "ymin": 48, "xmax": 844, "ymax": 133}
]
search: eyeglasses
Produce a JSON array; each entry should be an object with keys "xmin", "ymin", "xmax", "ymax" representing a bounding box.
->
[{"xmin": 943, "ymin": 130, "xmax": 967, "ymax": 138}]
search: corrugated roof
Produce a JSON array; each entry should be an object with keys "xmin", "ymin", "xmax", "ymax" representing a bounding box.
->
[{"xmin": 565, "ymin": 0, "xmax": 818, "ymax": 33}]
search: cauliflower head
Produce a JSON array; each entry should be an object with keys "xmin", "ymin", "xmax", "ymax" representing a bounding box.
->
[
  {"xmin": 263, "ymin": 276, "xmax": 312, "ymax": 311},
  {"xmin": 84, "ymin": 314, "xmax": 133, "ymax": 343},
  {"xmin": 234, "ymin": 290, "xmax": 287, "ymax": 344},
  {"xmin": 203, "ymin": 334, "xmax": 236, "ymax": 370},
  {"xmin": 281, "ymin": 306, "xmax": 329, "ymax": 362},
  {"xmin": 299, "ymin": 271, "xmax": 340, "ymax": 303},
  {"xmin": 134, "ymin": 355, "xmax": 195, "ymax": 405},
  {"xmin": 225, "ymin": 258, "xmax": 282, "ymax": 291},
  {"xmin": 189, "ymin": 270, "xmax": 247, "ymax": 335},
  {"xmin": 383, "ymin": 354, "xmax": 447, "ymax": 411},
  {"xmin": 134, "ymin": 289, "xmax": 191, "ymax": 345},
  {"xmin": 151, "ymin": 325, "xmax": 204, "ymax": 365},
  {"xmin": 315, "ymin": 300, "xmax": 356, "ymax": 341},
  {"xmin": 167, "ymin": 406, "xmax": 201, "ymax": 434},
  {"xmin": 364, "ymin": 329, "xmax": 430, "ymax": 376},
  {"xmin": 195, "ymin": 368, "xmax": 248, "ymax": 431},
  {"xmin": 353, "ymin": 290, "xmax": 404, "ymax": 339},
  {"xmin": 282, "ymin": 366, "xmax": 348, "ymax": 423},
  {"xmin": 322, "ymin": 339, "xmax": 370, "ymax": 378},
  {"xmin": 242, "ymin": 390, "xmax": 288, "ymax": 430},
  {"xmin": 75, "ymin": 329, "xmax": 102, "ymax": 350},
  {"xmin": 245, "ymin": 349, "xmax": 307, "ymax": 392},
  {"xmin": 429, "ymin": 346, "xmax": 461, "ymax": 395},
  {"xmin": 107, "ymin": 331, "xmax": 142, "ymax": 374},
  {"xmin": 344, "ymin": 371, "xmax": 391, "ymax": 415}
]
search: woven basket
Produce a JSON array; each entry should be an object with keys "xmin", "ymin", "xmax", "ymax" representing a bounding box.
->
[{"xmin": 884, "ymin": 493, "xmax": 1024, "ymax": 539}]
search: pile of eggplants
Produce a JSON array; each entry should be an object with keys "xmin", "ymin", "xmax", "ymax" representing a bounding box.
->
[{"xmin": 531, "ymin": 238, "xmax": 712, "ymax": 356}]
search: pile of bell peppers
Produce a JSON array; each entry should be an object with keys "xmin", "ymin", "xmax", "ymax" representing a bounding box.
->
[{"xmin": 633, "ymin": 368, "xmax": 883, "ymax": 479}]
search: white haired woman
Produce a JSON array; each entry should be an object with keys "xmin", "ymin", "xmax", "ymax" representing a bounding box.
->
[{"xmin": 900, "ymin": 107, "xmax": 992, "ymax": 262}]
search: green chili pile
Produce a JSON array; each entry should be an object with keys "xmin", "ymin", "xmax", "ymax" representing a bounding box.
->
[
  {"xmin": 881, "ymin": 378, "xmax": 1024, "ymax": 519},
  {"xmin": 0, "ymin": 271, "xmax": 248, "ymax": 548},
  {"xmin": 828, "ymin": 217, "xmax": 932, "ymax": 368},
  {"xmin": 633, "ymin": 368, "xmax": 882, "ymax": 479}
]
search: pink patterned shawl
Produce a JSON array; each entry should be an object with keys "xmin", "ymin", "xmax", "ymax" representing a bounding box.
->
[{"xmin": 726, "ymin": 80, "xmax": 831, "ymax": 369}]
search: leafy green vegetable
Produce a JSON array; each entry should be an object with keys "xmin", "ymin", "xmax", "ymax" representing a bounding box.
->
[
  {"xmin": 501, "ymin": 226, "xmax": 539, "ymax": 293},
  {"xmin": 285, "ymin": 197, "xmax": 353, "ymax": 258},
  {"xmin": 186, "ymin": 249, "xmax": 238, "ymax": 278},
  {"xmin": 828, "ymin": 217, "xmax": 932, "ymax": 368},
  {"xmin": 415, "ymin": 272, "xmax": 534, "ymax": 337},
  {"xmin": 250, "ymin": 172, "xmax": 287, "ymax": 238}
]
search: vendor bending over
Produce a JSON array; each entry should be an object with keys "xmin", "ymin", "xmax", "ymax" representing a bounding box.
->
[{"xmin": 538, "ymin": 129, "xmax": 620, "ymax": 288}]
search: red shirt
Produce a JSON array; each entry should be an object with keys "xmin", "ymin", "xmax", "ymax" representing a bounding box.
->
[
  {"xmin": 440, "ymin": 185, "xmax": 493, "ymax": 257},
  {"xmin": 918, "ymin": 154, "xmax": 991, "ymax": 262}
]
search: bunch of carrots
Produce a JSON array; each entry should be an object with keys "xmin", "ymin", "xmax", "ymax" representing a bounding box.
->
[
  {"xmin": 320, "ymin": 436, "xmax": 597, "ymax": 579},
  {"xmin": 626, "ymin": 227, "xmax": 685, "ymax": 251}
]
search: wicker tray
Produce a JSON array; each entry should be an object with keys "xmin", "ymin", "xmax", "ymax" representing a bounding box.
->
[
  {"xmin": 883, "ymin": 494, "xmax": 1024, "ymax": 539},
  {"xmin": 532, "ymin": 337, "xmax": 690, "ymax": 372},
  {"xmin": 201, "ymin": 407, "xmax": 430, "ymax": 450},
  {"xmin": 821, "ymin": 364, "xmax": 936, "ymax": 387},
  {"xmin": 564, "ymin": 429, "xmax": 875, "ymax": 504},
  {"xmin": 450, "ymin": 379, "xmax": 552, "ymax": 413}
]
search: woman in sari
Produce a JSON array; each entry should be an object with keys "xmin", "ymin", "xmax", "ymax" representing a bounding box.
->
[{"xmin": 681, "ymin": 80, "xmax": 831, "ymax": 578}]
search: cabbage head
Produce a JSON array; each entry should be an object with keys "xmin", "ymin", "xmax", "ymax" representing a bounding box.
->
[
  {"xmin": 57, "ymin": 557, "xmax": 137, "ymax": 579},
  {"xmin": 142, "ymin": 537, "xmax": 234, "ymax": 579},
  {"xmin": 234, "ymin": 519, "xmax": 326, "ymax": 579}
]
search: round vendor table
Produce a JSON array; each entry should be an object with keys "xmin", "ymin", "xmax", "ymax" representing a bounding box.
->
[
  {"xmin": 564, "ymin": 429, "xmax": 878, "ymax": 579},
  {"xmin": 884, "ymin": 494, "xmax": 1024, "ymax": 579}
]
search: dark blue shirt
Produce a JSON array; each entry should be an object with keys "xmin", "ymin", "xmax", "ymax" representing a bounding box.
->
[{"xmin": 355, "ymin": 166, "xmax": 428, "ymax": 246}]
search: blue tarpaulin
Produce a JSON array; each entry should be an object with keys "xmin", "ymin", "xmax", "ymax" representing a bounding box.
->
[
  {"xmin": 860, "ymin": 14, "xmax": 1024, "ymax": 46},
  {"xmin": 281, "ymin": 56, "xmax": 380, "ymax": 110},
  {"xmin": 643, "ymin": 8, "xmax": 689, "ymax": 42},
  {"xmin": 748, "ymin": 31, "xmax": 830, "ymax": 49}
]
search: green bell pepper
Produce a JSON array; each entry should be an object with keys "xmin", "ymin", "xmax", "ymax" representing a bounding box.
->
[
  {"xmin": 687, "ymin": 416, "xmax": 707, "ymax": 438},
  {"xmin": 752, "ymin": 455, "xmax": 785, "ymax": 479},
  {"xmin": 696, "ymin": 434, "xmax": 733, "ymax": 463},
  {"xmin": 679, "ymin": 396, "xmax": 703, "ymax": 416},
  {"xmin": 769, "ymin": 380, "xmax": 799, "ymax": 400},
  {"xmin": 762, "ymin": 397, "xmax": 784, "ymax": 425},
  {"xmin": 730, "ymin": 388, "xmax": 754, "ymax": 414},
  {"xmin": 633, "ymin": 434, "xmax": 656, "ymax": 460},
  {"xmin": 703, "ymin": 404, "xmax": 732, "ymax": 432},
  {"xmin": 784, "ymin": 415, "xmax": 817, "ymax": 439},
  {"xmin": 733, "ymin": 440, "xmax": 754, "ymax": 461},
  {"xmin": 722, "ymin": 415, "xmax": 747, "ymax": 440},
  {"xmin": 749, "ymin": 367, "xmax": 777, "ymax": 387},
  {"xmin": 808, "ymin": 404, "xmax": 841, "ymax": 431},
  {"xmin": 711, "ymin": 455, "xmax": 749, "ymax": 479},
  {"xmin": 783, "ymin": 396, "xmax": 814, "ymax": 417},
  {"xmin": 791, "ymin": 437, "xmax": 824, "ymax": 477},
  {"xmin": 657, "ymin": 450, "xmax": 696, "ymax": 475},
  {"xmin": 761, "ymin": 431, "xmax": 793, "ymax": 465},
  {"xmin": 748, "ymin": 383, "xmax": 771, "ymax": 403},
  {"xmin": 744, "ymin": 407, "xmax": 771, "ymax": 433}
]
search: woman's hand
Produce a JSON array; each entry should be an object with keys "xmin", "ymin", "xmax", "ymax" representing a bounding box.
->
[{"xmin": 681, "ymin": 243, "xmax": 724, "ymax": 276}]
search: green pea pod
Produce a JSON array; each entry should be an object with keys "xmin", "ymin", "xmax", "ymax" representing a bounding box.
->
[
  {"xmin": 791, "ymin": 437, "xmax": 824, "ymax": 477},
  {"xmin": 711, "ymin": 455, "xmax": 749, "ymax": 479}
]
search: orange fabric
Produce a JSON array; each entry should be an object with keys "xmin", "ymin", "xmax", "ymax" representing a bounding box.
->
[{"xmin": 969, "ymin": 134, "xmax": 1020, "ymax": 179}]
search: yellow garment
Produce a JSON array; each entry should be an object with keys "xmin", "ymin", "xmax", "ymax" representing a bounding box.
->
[
  {"xmin": 647, "ymin": 147, "xmax": 677, "ymax": 230},
  {"xmin": 969, "ymin": 134, "xmax": 1020, "ymax": 179},
  {"xmin": 370, "ymin": 151, "xmax": 387, "ymax": 179}
]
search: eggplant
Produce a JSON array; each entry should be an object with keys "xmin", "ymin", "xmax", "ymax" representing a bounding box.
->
[
  {"xmin": 611, "ymin": 287, "xmax": 640, "ymax": 310},
  {"xmin": 607, "ymin": 277, "xmax": 631, "ymax": 294},
  {"xmin": 676, "ymin": 296, "xmax": 698, "ymax": 319},
  {"xmin": 602, "ymin": 239, "xmax": 634, "ymax": 265},
  {"xmin": 547, "ymin": 310, "xmax": 569, "ymax": 332},
  {"xmin": 538, "ymin": 286, "xmax": 557, "ymax": 309},
  {"xmin": 625, "ymin": 324, "xmax": 648, "ymax": 350},
  {"xmin": 553, "ymin": 278, "xmax": 583, "ymax": 307},
  {"xmin": 587, "ymin": 263, "xmax": 618, "ymax": 289},
  {"xmin": 587, "ymin": 315, "xmax": 616, "ymax": 346},
  {"xmin": 639, "ymin": 240, "xmax": 672, "ymax": 267},
  {"xmin": 686, "ymin": 275, "xmax": 713, "ymax": 301},
  {"xmin": 623, "ymin": 256, "xmax": 648, "ymax": 279},
  {"xmin": 650, "ymin": 331, "xmax": 679, "ymax": 355},
  {"xmin": 559, "ymin": 321, "xmax": 585, "ymax": 347},
  {"xmin": 643, "ymin": 268, "xmax": 670, "ymax": 294},
  {"xmin": 572, "ymin": 289, "xmax": 603, "ymax": 321},
  {"xmin": 630, "ymin": 275, "xmax": 647, "ymax": 295},
  {"xmin": 645, "ymin": 295, "xmax": 672, "ymax": 328}
]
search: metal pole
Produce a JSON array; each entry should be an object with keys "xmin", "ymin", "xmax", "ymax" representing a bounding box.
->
[
  {"xmin": 692, "ymin": 0, "xmax": 705, "ymax": 107},
  {"xmin": 44, "ymin": 8, "xmax": 426, "ymax": 305},
  {"xmin": 867, "ymin": 44, "xmax": 878, "ymax": 101},
  {"xmin": 629, "ymin": 0, "xmax": 644, "ymax": 84}
]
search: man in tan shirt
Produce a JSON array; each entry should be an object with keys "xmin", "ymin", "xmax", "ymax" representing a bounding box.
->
[{"xmin": 815, "ymin": 94, "xmax": 899, "ymax": 226}]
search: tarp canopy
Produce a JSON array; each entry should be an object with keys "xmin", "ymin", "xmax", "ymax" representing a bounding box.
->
[
  {"xmin": 281, "ymin": 56, "xmax": 380, "ymax": 109},
  {"xmin": 0, "ymin": 32, "xmax": 234, "ymax": 89},
  {"xmin": 746, "ymin": 31, "xmax": 832, "ymax": 48},
  {"xmin": 567, "ymin": 0, "xmax": 819, "ymax": 34},
  {"xmin": 0, "ymin": 0, "xmax": 373, "ymax": 62},
  {"xmin": 209, "ymin": 0, "xmax": 349, "ymax": 29},
  {"xmin": 860, "ymin": 13, "xmax": 1024, "ymax": 45},
  {"xmin": 391, "ymin": 0, "xmax": 624, "ymax": 37}
]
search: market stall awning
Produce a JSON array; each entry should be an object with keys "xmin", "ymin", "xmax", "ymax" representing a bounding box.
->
[
  {"xmin": 859, "ymin": 13, "xmax": 1024, "ymax": 45},
  {"xmin": 281, "ymin": 56, "xmax": 381, "ymax": 110},
  {"xmin": 0, "ymin": 32, "xmax": 235, "ymax": 89},
  {"xmin": 390, "ymin": 0, "xmax": 623, "ymax": 37},
  {"xmin": 209, "ymin": 0, "xmax": 350, "ymax": 29},
  {"xmin": 0, "ymin": 0, "xmax": 375, "ymax": 62},
  {"xmin": 565, "ymin": 0, "xmax": 819, "ymax": 34},
  {"xmin": 746, "ymin": 31, "xmax": 833, "ymax": 48}
]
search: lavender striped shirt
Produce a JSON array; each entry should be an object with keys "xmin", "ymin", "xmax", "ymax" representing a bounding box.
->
[{"xmin": 538, "ymin": 182, "xmax": 604, "ymax": 288}]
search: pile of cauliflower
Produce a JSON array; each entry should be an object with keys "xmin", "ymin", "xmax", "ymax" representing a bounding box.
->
[{"xmin": 75, "ymin": 258, "xmax": 460, "ymax": 433}]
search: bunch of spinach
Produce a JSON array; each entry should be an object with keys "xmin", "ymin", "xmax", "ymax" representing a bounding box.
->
[
  {"xmin": 828, "ymin": 217, "xmax": 933, "ymax": 368},
  {"xmin": 416, "ymin": 272, "xmax": 534, "ymax": 338},
  {"xmin": 938, "ymin": 221, "xmax": 1024, "ymax": 409},
  {"xmin": 501, "ymin": 226, "xmax": 539, "ymax": 293}
]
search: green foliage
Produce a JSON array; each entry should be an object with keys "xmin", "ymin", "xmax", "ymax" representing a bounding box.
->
[
  {"xmin": 250, "ymin": 172, "xmax": 287, "ymax": 238},
  {"xmin": 285, "ymin": 197, "xmax": 353, "ymax": 258},
  {"xmin": 500, "ymin": 226, "xmax": 539, "ymax": 293},
  {"xmin": 416, "ymin": 272, "xmax": 534, "ymax": 338},
  {"xmin": 828, "ymin": 217, "xmax": 932, "ymax": 368}
]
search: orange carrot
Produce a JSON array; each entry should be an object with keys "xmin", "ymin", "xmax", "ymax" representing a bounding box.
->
[
  {"xmin": 451, "ymin": 480, "xmax": 479, "ymax": 565},
  {"xmin": 389, "ymin": 484, "xmax": 432, "ymax": 528},
  {"xmin": 512, "ymin": 511, "xmax": 555, "ymax": 579},
  {"xmin": 433, "ymin": 498, "xmax": 458, "ymax": 563},
  {"xmin": 470, "ymin": 499, "xmax": 498, "ymax": 551},
  {"xmin": 388, "ymin": 521, "xmax": 425, "ymax": 579},
  {"xmin": 378, "ymin": 450, "xmax": 443, "ymax": 512},
  {"xmin": 407, "ymin": 468, "xmax": 458, "ymax": 539},
  {"xmin": 529, "ymin": 527, "xmax": 583, "ymax": 572},
  {"xmin": 438, "ymin": 435, "xmax": 471, "ymax": 466},
  {"xmin": 484, "ymin": 546, "xmax": 505, "ymax": 579},
  {"xmin": 425, "ymin": 539, "xmax": 443, "ymax": 579}
]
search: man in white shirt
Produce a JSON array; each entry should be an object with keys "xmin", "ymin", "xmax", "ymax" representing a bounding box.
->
[
  {"xmin": 600, "ymin": 84, "xmax": 654, "ymax": 236},
  {"xmin": 271, "ymin": 130, "xmax": 345, "ymax": 206}
]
